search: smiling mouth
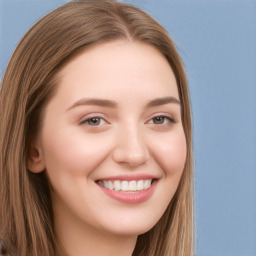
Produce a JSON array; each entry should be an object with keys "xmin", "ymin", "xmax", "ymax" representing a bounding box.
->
[{"xmin": 96, "ymin": 179, "xmax": 156, "ymax": 192}]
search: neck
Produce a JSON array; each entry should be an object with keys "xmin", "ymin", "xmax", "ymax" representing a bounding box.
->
[
  {"xmin": 57, "ymin": 229, "xmax": 137, "ymax": 256},
  {"xmin": 54, "ymin": 203, "xmax": 137, "ymax": 256}
]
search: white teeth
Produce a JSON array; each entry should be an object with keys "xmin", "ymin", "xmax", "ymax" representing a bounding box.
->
[
  {"xmin": 104, "ymin": 180, "xmax": 113, "ymax": 190},
  {"xmin": 128, "ymin": 180, "xmax": 137, "ymax": 191},
  {"xmin": 98, "ymin": 179, "xmax": 153, "ymax": 192},
  {"xmin": 144, "ymin": 180, "xmax": 151, "ymax": 189},
  {"xmin": 113, "ymin": 180, "xmax": 121, "ymax": 191},
  {"xmin": 108, "ymin": 181, "xmax": 114, "ymax": 190},
  {"xmin": 136, "ymin": 180, "xmax": 144, "ymax": 191},
  {"xmin": 121, "ymin": 181, "xmax": 129, "ymax": 191}
]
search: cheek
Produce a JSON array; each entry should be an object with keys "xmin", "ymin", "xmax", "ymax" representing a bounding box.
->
[
  {"xmin": 152, "ymin": 128, "xmax": 187, "ymax": 176},
  {"xmin": 41, "ymin": 128, "xmax": 112, "ymax": 178}
]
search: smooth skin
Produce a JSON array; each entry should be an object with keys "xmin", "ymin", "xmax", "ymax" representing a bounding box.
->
[{"xmin": 28, "ymin": 40, "xmax": 187, "ymax": 256}]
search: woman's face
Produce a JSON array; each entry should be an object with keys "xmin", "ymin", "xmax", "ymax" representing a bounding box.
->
[{"xmin": 33, "ymin": 40, "xmax": 186, "ymax": 237}]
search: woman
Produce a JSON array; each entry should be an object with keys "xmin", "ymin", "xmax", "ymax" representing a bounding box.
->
[{"xmin": 0, "ymin": 1, "xmax": 194, "ymax": 255}]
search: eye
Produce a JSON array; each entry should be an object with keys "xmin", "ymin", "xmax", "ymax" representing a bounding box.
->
[
  {"xmin": 80, "ymin": 117, "xmax": 106, "ymax": 126},
  {"xmin": 149, "ymin": 115, "xmax": 175, "ymax": 125}
]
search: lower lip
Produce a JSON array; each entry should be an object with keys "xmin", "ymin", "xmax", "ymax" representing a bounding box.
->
[{"xmin": 97, "ymin": 181, "xmax": 157, "ymax": 204}]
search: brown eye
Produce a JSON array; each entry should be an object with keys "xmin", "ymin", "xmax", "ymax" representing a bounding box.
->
[
  {"xmin": 152, "ymin": 115, "xmax": 175, "ymax": 125},
  {"xmin": 81, "ymin": 117, "xmax": 106, "ymax": 126},
  {"xmin": 152, "ymin": 116, "xmax": 165, "ymax": 124},
  {"xmin": 87, "ymin": 118, "xmax": 101, "ymax": 126}
]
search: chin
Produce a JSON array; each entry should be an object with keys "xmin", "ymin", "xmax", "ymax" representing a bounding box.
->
[{"xmin": 101, "ymin": 215, "xmax": 159, "ymax": 237}]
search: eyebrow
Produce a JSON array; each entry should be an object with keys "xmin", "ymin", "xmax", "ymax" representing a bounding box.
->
[
  {"xmin": 66, "ymin": 96, "xmax": 180, "ymax": 111},
  {"xmin": 146, "ymin": 96, "xmax": 181, "ymax": 107},
  {"xmin": 66, "ymin": 98, "xmax": 117, "ymax": 111}
]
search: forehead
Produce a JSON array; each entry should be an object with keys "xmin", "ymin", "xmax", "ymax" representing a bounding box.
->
[{"xmin": 54, "ymin": 40, "xmax": 179, "ymax": 105}]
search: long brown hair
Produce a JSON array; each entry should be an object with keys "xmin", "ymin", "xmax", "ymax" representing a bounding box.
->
[{"xmin": 0, "ymin": 1, "xmax": 194, "ymax": 255}]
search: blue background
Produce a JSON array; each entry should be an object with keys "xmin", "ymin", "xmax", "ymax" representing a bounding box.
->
[{"xmin": 1, "ymin": 1, "xmax": 256, "ymax": 255}]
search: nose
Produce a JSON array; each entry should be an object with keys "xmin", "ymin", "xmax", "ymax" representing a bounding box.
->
[{"xmin": 112, "ymin": 125, "xmax": 150, "ymax": 167}]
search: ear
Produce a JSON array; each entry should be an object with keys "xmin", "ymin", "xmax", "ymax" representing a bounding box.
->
[{"xmin": 27, "ymin": 140, "xmax": 46, "ymax": 173}]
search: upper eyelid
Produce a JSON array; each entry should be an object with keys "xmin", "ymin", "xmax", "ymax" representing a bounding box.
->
[
  {"xmin": 147, "ymin": 112, "xmax": 175, "ymax": 120},
  {"xmin": 79, "ymin": 112, "xmax": 106, "ymax": 119}
]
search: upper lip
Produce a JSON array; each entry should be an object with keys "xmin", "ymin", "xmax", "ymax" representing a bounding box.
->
[{"xmin": 96, "ymin": 174, "xmax": 159, "ymax": 181}]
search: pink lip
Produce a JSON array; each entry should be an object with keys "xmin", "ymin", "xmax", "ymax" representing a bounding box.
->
[{"xmin": 97, "ymin": 180, "xmax": 157, "ymax": 204}]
